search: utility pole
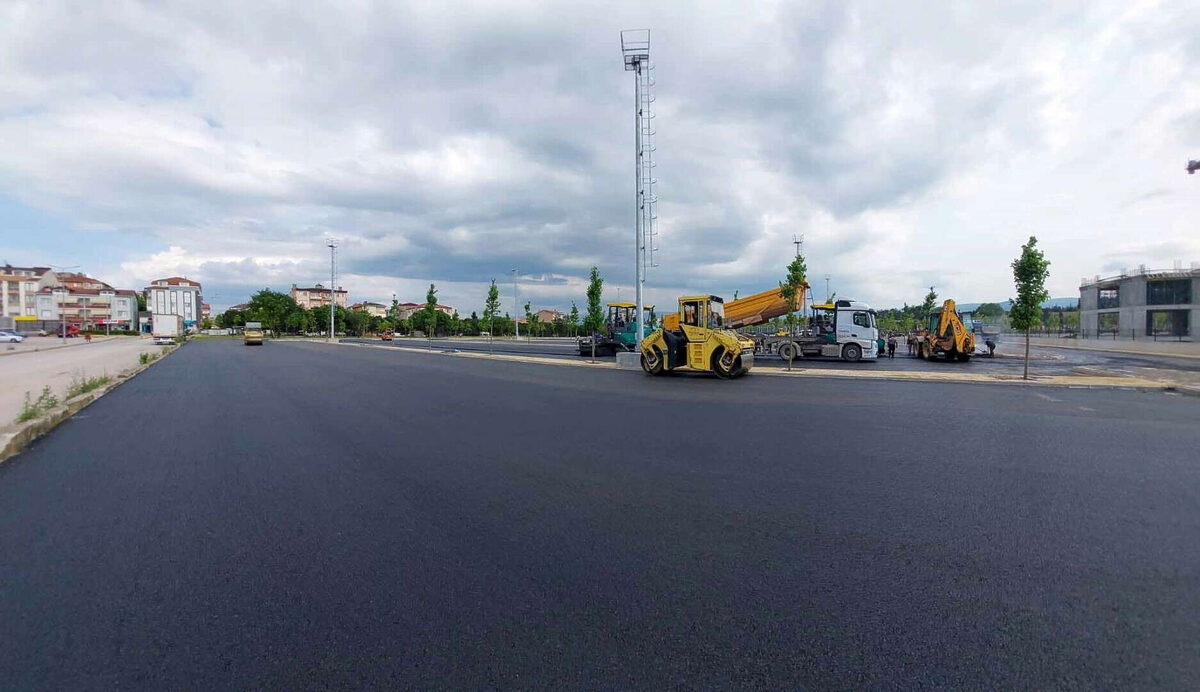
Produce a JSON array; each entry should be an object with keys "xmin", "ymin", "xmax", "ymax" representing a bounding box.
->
[
  {"xmin": 327, "ymin": 239, "xmax": 337, "ymax": 343},
  {"xmin": 512, "ymin": 268, "xmax": 519, "ymax": 339},
  {"xmin": 825, "ymin": 275, "xmax": 831, "ymax": 303}
]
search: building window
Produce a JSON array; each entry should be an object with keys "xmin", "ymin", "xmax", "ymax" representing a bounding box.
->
[
  {"xmin": 1146, "ymin": 310, "xmax": 1189, "ymax": 337},
  {"xmin": 1146, "ymin": 280, "xmax": 1191, "ymax": 306},
  {"xmin": 1098, "ymin": 312, "xmax": 1119, "ymax": 332},
  {"xmin": 1097, "ymin": 287, "xmax": 1119, "ymax": 309}
]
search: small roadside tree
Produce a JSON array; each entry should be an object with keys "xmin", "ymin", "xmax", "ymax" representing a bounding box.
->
[
  {"xmin": 1009, "ymin": 235, "xmax": 1051, "ymax": 380},
  {"xmin": 523, "ymin": 301, "xmax": 533, "ymax": 338},
  {"xmin": 778, "ymin": 253, "xmax": 808, "ymax": 335},
  {"xmin": 483, "ymin": 279, "xmax": 501, "ymax": 341},
  {"xmin": 421, "ymin": 283, "xmax": 439, "ymax": 337},
  {"xmin": 569, "ymin": 301, "xmax": 580, "ymax": 337},
  {"xmin": 584, "ymin": 267, "xmax": 604, "ymax": 334},
  {"xmin": 920, "ymin": 286, "xmax": 939, "ymax": 320}
]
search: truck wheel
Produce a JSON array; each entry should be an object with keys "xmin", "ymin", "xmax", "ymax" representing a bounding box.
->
[
  {"xmin": 842, "ymin": 343, "xmax": 862, "ymax": 362},
  {"xmin": 778, "ymin": 342, "xmax": 797, "ymax": 361},
  {"xmin": 713, "ymin": 349, "xmax": 740, "ymax": 379},
  {"xmin": 641, "ymin": 347, "xmax": 664, "ymax": 375},
  {"xmin": 956, "ymin": 352, "xmax": 971, "ymax": 362}
]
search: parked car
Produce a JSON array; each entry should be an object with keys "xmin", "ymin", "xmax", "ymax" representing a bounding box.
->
[
  {"xmin": 381, "ymin": 330, "xmax": 394, "ymax": 341},
  {"xmin": 1, "ymin": 329, "xmax": 26, "ymax": 343}
]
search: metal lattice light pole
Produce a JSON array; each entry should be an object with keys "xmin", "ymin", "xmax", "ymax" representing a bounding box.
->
[{"xmin": 622, "ymin": 29, "xmax": 658, "ymax": 351}]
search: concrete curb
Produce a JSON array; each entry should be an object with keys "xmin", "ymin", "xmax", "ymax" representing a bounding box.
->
[
  {"xmin": 1166, "ymin": 385, "xmax": 1200, "ymax": 398},
  {"xmin": 330, "ymin": 340, "xmax": 1169, "ymax": 392},
  {"xmin": 0, "ymin": 345, "xmax": 178, "ymax": 465}
]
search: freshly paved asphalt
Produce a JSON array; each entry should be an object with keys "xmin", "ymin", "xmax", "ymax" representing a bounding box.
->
[
  {"xmin": 2, "ymin": 340, "xmax": 1199, "ymax": 688},
  {"xmin": 345, "ymin": 335, "xmax": 1200, "ymax": 383}
]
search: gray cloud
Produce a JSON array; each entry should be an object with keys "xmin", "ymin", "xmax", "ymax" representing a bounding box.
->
[{"xmin": 0, "ymin": 0, "xmax": 1198, "ymax": 313}]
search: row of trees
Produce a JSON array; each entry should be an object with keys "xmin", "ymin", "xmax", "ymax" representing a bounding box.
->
[{"xmin": 214, "ymin": 269, "xmax": 611, "ymax": 339}]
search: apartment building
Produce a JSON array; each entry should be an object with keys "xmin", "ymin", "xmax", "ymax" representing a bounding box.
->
[
  {"xmin": 146, "ymin": 277, "xmax": 203, "ymax": 330},
  {"xmin": 0, "ymin": 264, "xmax": 56, "ymax": 329},
  {"xmin": 394, "ymin": 302, "xmax": 456, "ymax": 319},
  {"xmin": 350, "ymin": 301, "xmax": 389, "ymax": 317},
  {"xmin": 34, "ymin": 282, "xmax": 140, "ymax": 331},
  {"xmin": 291, "ymin": 283, "xmax": 348, "ymax": 309}
]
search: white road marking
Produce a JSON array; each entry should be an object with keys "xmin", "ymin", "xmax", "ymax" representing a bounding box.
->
[
  {"xmin": 1035, "ymin": 392, "xmax": 1062, "ymax": 402},
  {"xmin": 1078, "ymin": 407, "xmax": 1097, "ymax": 412}
]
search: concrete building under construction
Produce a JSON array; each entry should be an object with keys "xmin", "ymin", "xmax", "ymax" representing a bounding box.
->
[{"xmin": 1079, "ymin": 265, "xmax": 1198, "ymax": 338}]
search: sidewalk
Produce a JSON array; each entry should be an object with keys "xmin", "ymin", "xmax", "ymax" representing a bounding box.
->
[
  {"xmin": 1008, "ymin": 335, "xmax": 1200, "ymax": 359},
  {"xmin": 0, "ymin": 337, "xmax": 162, "ymax": 431}
]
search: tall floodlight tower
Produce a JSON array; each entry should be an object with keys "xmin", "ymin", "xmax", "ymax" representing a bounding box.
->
[
  {"xmin": 621, "ymin": 29, "xmax": 658, "ymax": 350},
  {"xmin": 327, "ymin": 238, "xmax": 338, "ymax": 342}
]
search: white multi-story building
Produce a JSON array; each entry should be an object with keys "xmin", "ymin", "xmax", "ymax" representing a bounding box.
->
[
  {"xmin": 0, "ymin": 264, "xmax": 56, "ymax": 329},
  {"xmin": 145, "ymin": 277, "xmax": 203, "ymax": 331}
]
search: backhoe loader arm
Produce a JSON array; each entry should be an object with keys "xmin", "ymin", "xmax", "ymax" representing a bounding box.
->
[{"xmin": 937, "ymin": 299, "xmax": 972, "ymax": 354}]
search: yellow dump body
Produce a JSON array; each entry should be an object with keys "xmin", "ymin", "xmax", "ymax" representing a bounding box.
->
[{"xmin": 724, "ymin": 286, "xmax": 807, "ymax": 329}]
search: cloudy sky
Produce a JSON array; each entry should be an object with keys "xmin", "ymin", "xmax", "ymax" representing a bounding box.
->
[{"xmin": 0, "ymin": 1, "xmax": 1197, "ymax": 314}]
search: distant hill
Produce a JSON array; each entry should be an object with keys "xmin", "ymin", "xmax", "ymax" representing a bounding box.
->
[{"xmin": 955, "ymin": 297, "xmax": 1078, "ymax": 313}]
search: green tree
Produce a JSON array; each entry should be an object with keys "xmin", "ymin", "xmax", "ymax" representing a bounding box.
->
[
  {"xmin": 246, "ymin": 289, "xmax": 299, "ymax": 336},
  {"xmin": 309, "ymin": 305, "xmax": 346, "ymax": 335},
  {"xmin": 569, "ymin": 301, "xmax": 580, "ymax": 337},
  {"xmin": 920, "ymin": 286, "xmax": 939, "ymax": 318},
  {"xmin": 1045, "ymin": 310, "xmax": 1062, "ymax": 333},
  {"xmin": 136, "ymin": 292, "xmax": 147, "ymax": 312},
  {"xmin": 778, "ymin": 253, "xmax": 808, "ymax": 334},
  {"xmin": 974, "ymin": 302, "xmax": 1005, "ymax": 323},
  {"xmin": 344, "ymin": 309, "xmax": 371, "ymax": 336},
  {"xmin": 584, "ymin": 267, "xmax": 604, "ymax": 334},
  {"xmin": 468, "ymin": 311, "xmax": 480, "ymax": 335},
  {"xmin": 421, "ymin": 283, "xmax": 439, "ymax": 337},
  {"xmin": 217, "ymin": 308, "xmax": 245, "ymax": 328},
  {"xmin": 483, "ymin": 279, "xmax": 501, "ymax": 337},
  {"xmin": 285, "ymin": 309, "xmax": 311, "ymax": 334},
  {"xmin": 1009, "ymin": 235, "xmax": 1051, "ymax": 380}
]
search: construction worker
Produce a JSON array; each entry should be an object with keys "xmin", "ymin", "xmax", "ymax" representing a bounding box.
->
[{"xmin": 887, "ymin": 334, "xmax": 897, "ymax": 358}]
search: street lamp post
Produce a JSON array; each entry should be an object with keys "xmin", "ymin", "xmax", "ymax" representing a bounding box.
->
[{"xmin": 326, "ymin": 239, "xmax": 337, "ymax": 343}]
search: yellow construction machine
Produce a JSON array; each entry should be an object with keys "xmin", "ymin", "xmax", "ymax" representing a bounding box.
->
[
  {"xmin": 914, "ymin": 299, "xmax": 975, "ymax": 361},
  {"xmin": 640, "ymin": 295, "xmax": 756, "ymax": 378}
]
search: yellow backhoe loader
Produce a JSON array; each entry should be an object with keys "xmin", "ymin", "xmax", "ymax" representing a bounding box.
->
[
  {"xmin": 913, "ymin": 299, "xmax": 975, "ymax": 361},
  {"xmin": 640, "ymin": 295, "xmax": 756, "ymax": 378}
]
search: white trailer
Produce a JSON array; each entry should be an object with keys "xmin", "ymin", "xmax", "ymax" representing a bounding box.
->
[{"xmin": 152, "ymin": 314, "xmax": 183, "ymax": 345}]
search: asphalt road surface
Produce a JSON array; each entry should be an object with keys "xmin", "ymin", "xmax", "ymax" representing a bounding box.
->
[
  {"xmin": 344, "ymin": 335, "xmax": 1199, "ymax": 381},
  {"xmin": 2, "ymin": 340, "xmax": 1199, "ymax": 688}
]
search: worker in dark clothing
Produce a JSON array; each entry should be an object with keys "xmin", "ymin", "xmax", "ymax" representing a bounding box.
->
[{"xmin": 887, "ymin": 335, "xmax": 897, "ymax": 358}]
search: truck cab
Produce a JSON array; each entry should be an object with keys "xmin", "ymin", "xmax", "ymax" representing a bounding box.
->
[
  {"xmin": 578, "ymin": 302, "xmax": 656, "ymax": 356},
  {"xmin": 807, "ymin": 299, "xmax": 879, "ymax": 361}
]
